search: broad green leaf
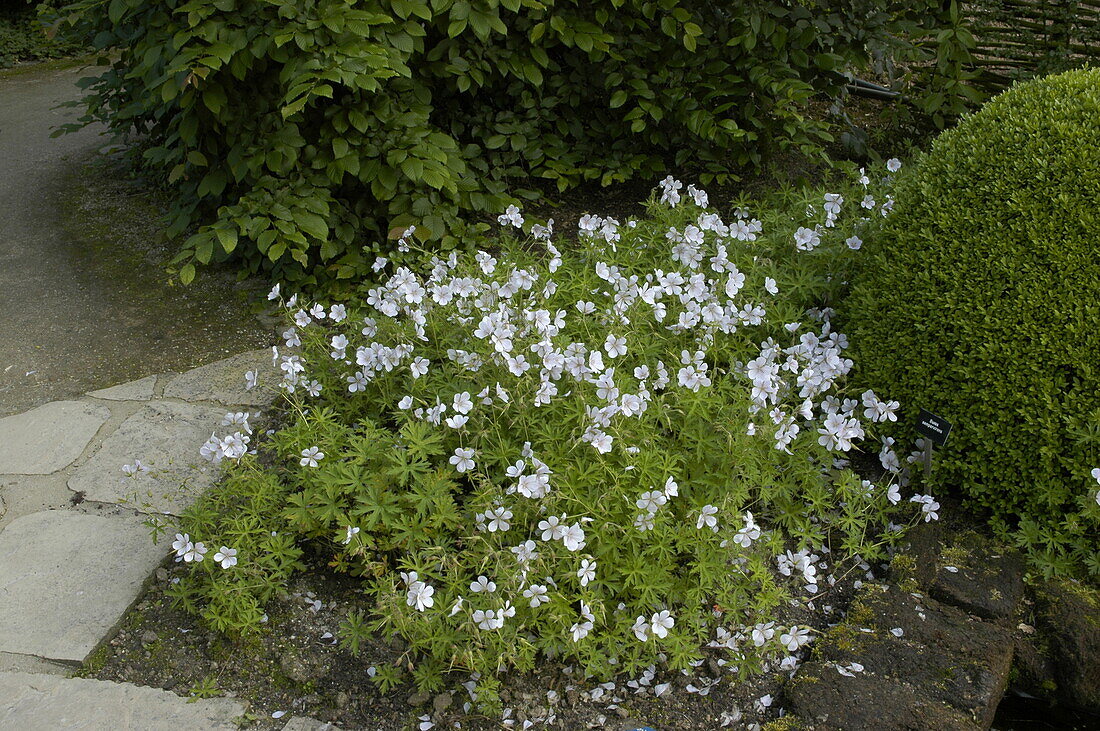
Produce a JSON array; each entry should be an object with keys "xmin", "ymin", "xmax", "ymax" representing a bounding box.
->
[{"xmin": 296, "ymin": 211, "xmax": 329, "ymax": 241}]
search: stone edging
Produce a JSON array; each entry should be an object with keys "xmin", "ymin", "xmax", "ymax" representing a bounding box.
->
[{"xmin": 0, "ymin": 349, "xmax": 326, "ymax": 730}]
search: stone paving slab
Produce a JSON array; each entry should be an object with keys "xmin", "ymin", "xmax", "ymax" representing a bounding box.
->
[
  {"xmin": 163, "ymin": 348, "xmax": 279, "ymax": 406},
  {"xmin": 282, "ymin": 717, "xmax": 339, "ymax": 730},
  {"xmin": 88, "ymin": 375, "xmax": 158, "ymax": 402},
  {"xmin": 0, "ymin": 400, "xmax": 110, "ymax": 474},
  {"xmin": 68, "ymin": 400, "xmax": 227, "ymax": 515},
  {"xmin": 0, "ymin": 651, "xmax": 74, "ymax": 677},
  {"xmin": 0, "ymin": 474, "xmax": 72, "ymax": 531},
  {"xmin": 0, "ymin": 511, "xmax": 165, "ymax": 663},
  {"xmin": 0, "ymin": 671, "xmax": 245, "ymax": 729}
]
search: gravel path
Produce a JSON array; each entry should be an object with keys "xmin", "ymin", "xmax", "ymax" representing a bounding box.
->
[{"xmin": 0, "ymin": 60, "xmax": 272, "ymax": 417}]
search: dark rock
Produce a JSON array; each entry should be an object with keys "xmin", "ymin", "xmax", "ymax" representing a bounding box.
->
[
  {"xmin": 893, "ymin": 523, "xmax": 1025, "ymax": 622},
  {"xmin": 785, "ymin": 584, "xmax": 1014, "ymax": 729},
  {"xmin": 140, "ymin": 630, "xmax": 158, "ymax": 645},
  {"xmin": 432, "ymin": 692, "xmax": 453, "ymax": 713},
  {"xmin": 155, "ymin": 567, "xmax": 168, "ymax": 582},
  {"xmin": 891, "ymin": 521, "xmax": 945, "ymax": 589},
  {"xmin": 785, "ymin": 661, "xmax": 977, "ymax": 730},
  {"xmin": 929, "ymin": 550, "xmax": 1025, "ymax": 622},
  {"xmin": 1033, "ymin": 578, "xmax": 1100, "ymax": 709},
  {"xmin": 334, "ymin": 691, "xmax": 351, "ymax": 709},
  {"xmin": 407, "ymin": 689, "xmax": 431, "ymax": 707},
  {"xmin": 1010, "ymin": 628, "xmax": 1057, "ymax": 700}
]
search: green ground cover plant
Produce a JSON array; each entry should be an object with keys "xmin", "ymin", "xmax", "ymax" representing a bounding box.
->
[
  {"xmin": 158, "ymin": 167, "xmax": 943, "ymax": 704},
  {"xmin": 842, "ymin": 68, "xmax": 1100, "ymax": 580},
  {"xmin": 54, "ymin": 0, "xmax": 944, "ymax": 288},
  {"xmin": 0, "ymin": 2, "xmax": 82, "ymax": 67}
]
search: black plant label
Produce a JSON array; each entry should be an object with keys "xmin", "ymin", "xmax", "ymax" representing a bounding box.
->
[{"xmin": 916, "ymin": 409, "xmax": 952, "ymax": 447}]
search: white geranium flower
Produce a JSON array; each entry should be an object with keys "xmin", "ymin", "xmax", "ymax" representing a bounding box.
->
[
  {"xmin": 910, "ymin": 494, "xmax": 940, "ymax": 521},
  {"xmin": 213, "ymin": 546, "xmax": 238, "ymax": 569},
  {"xmin": 752, "ymin": 622, "xmax": 775, "ymax": 646},
  {"xmin": 523, "ymin": 584, "xmax": 549, "ymax": 608},
  {"xmin": 485, "ymin": 506, "xmax": 513, "ymax": 532},
  {"xmin": 452, "ymin": 391, "xmax": 474, "ymax": 414},
  {"xmin": 539, "ymin": 515, "xmax": 566, "ymax": 541},
  {"xmin": 498, "ymin": 205, "xmax": 524, "ymax": 228},
  {"xmin": 697, "ymin": 504, "xmax": 719, "ymax": 531},
  {"xmin": 510, "ymin": 536, "xmax": 536, "ymax": 562},
  {"xmin": 121, "ymin": 459, "xmax": 149, "ymax": 477},
  {"xmin": 604, "ymin": 334, "xmax": 627, "ymax": 358},
  {"xmin": 570, "ymin": 619, "xmax": 593, "ymax": 642},
  {"xmin": 636, "ymin": 490, "xmax": 667, "ymax": 514},
  {"xmin": 449, "ymin": 447, "xmax": 475, "ymax": 473},
  {"xmin": 473, "ymin": 609, "xmax": 503, "ymax": 631},
  {"xmin": 470, "ymin": 576, "xmax": 497, "ymax": 593},
  {"xmin": 410, "ymin": 356, "xmax": 429, "ymax": 379},
  {"xmin": 886, "ymin": 484, "xmax": 902, "ymax": 505},
  {"xmin": 407, "ymin": 581, "xmax": 435, "ymax": 611},
  {"xmin": 886, "ymin": 157, "xmax": 902, "ymax": 172},
  {"xmin": 650, "ymin": 610, "xmax": 674, "ymax": 639},
  {"xmin": 183, "ymin": 541, "xmax": 207, "ymax": 563},
  {"xmin": 577, "ymin": 558, "xmax": 596, "ymax": 587},
  {"xmin": 779, "ymin": 626, "xmax": 810, "ymax": 651},
  {"xmin": 342, "ymin": 525, "xmax": 360, "ymax": 545},
  {"xmin": 299, "ymin": 446, "xmax": 324, "ymax": 467},
  {"xmin": 562, "ymin": 523, "xmax": 586, "ymax": 551},
  {"xmin": 793, "ymin": 227, "xmax": 820, "ymax": 251},
  {"xmin": 172, "ymin": 533, "xmax": 191, "ymax": 557}
]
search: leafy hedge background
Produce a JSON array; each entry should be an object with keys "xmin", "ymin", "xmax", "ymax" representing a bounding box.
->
[
  {"xmin": 53, "ymin": 0, "xmax": 942, "ymax": 288},
  {"xmin": 842, "ymin": 68, "xmax": 1100, "ymax": 578}
]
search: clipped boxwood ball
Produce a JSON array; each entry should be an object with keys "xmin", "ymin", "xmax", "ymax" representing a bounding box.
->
[{"xmin": 843, "ymin": 68, "xmax": 1100, "ymax": 575}]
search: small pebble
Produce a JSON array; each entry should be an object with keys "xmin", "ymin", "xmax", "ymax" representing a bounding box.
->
[
  {"xmin": 432, "ymin": 692, "xmax": 453, "ymax": 713},
  {"xmin": 407, "ymin": 690, "xmax": 431, "ymax": 707}
]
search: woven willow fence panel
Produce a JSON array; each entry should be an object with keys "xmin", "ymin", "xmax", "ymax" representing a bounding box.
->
[{"xmin": 965, "ymin": 0, "xmax": 1100, "ymax": 87}]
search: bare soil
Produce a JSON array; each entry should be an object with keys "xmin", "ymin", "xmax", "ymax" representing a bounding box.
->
[{"xmin": 84, "ymin": 548, "xmax": 873, "ymax": 730}]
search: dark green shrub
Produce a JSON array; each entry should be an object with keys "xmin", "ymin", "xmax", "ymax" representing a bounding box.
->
[
  {"xmin": 843, "ymin": 68, "xmax": 1100, "ymax": 578},
  {"xmin": 56, "ymin": 0, "xmax": 930, "ymax": 287}
]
